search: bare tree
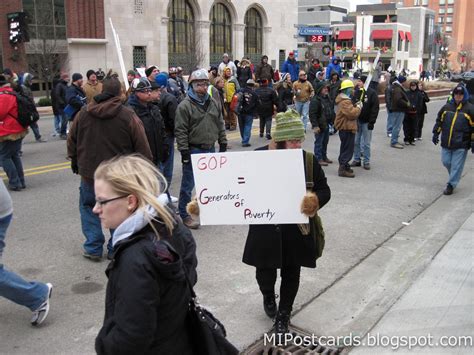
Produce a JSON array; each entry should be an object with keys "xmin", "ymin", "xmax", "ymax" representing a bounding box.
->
[{"xmin": 25, "ymin": 2, "xmax": 68, "ymax": 98}]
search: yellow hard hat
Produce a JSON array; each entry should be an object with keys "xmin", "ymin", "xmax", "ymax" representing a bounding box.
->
[{"xmin": 340, "ymin": 79, "xmax": 355, "ymax": 90}]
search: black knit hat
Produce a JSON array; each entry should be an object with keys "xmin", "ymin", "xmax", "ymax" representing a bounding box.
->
[
  {"xmin": 86, "ymin": 69, "xmax": 96, "ymax": 79},
  {"xmin": 145, "ymin": 65, "xmax": 158, "ymax": 77},
  {"xmin": 72, "ymin": 73, "xmax": 83, "ymax": 82}
]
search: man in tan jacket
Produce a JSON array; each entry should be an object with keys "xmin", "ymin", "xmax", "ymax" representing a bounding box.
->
[
  {"xmin": 334, "ymin": 79, "xmax": 362, "ymax": 178},
  {"xmin": 293, "ymin": 70, "xmax": 314, "ymax": 131},
  {"xmin": 83, "ymin": 70, "xmax": 103, "ymax": 103}
]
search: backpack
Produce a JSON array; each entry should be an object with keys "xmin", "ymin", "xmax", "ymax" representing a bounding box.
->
[
  {"xmin": 230, "ymin": 91, "xmax": 243, "ymax": 114},
  {"xmin": 1, "ymin": 91, "xmax": 39, "ymax": 128}
]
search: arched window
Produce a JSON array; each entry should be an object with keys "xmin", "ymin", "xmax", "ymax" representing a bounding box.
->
[
  {"xmin": 168, "ymin": 0, "xmax": 195, "ymax": 72},
  {"xmin": 210, "ymin": 3, "xmax": 232, "ymax": 65},
  {"xmin": 244, "ymin": 8, "xmax": 263, "ymax": 63}
]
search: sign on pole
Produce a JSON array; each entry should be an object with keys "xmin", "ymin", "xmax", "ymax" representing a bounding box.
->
[
  {"xmin": 364, "ymin": 50, "xmax": 381, "ymax": 91},
  {"xmin": 109, "ymin": 18, "xmax": 129, "ymax": 91},
  {"xmin": 191, "ymin": 150, "xmax": 308, "ymax": 225}
]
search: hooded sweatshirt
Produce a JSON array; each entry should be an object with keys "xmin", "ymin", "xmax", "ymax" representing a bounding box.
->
[{"xmin": 67, "ymin": 95, "xmax": 152, "ymax": 180}]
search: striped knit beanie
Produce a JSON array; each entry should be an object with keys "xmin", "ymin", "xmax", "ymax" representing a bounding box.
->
[{"xmin": 273, "ymin": 109, "xmax": 305, "ymax": 142}]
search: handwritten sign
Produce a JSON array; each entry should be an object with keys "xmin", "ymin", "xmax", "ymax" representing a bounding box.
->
[{"xmin": 191, "ymin": 149, "xmax": 307, "ymax": 225}]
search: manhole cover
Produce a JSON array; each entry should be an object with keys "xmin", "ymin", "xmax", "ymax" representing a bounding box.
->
[{"xmin": 243, "ymin": 325, "xmax": 343, "ymax": 355}]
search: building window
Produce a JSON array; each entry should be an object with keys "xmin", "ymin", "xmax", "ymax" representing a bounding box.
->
[
  {"xmin": 446, "ymin": 8, "xmax": 453, "ymax": 13},
  {"xmin": 22, "ymin": 0, "xmax": 66, "ymax": 40},
  {"xmin": 167, "ymin": 0, "xmax": 195, "ymax": 72},
  {"xmin": 244, "ymin": 8, "xmax": 263, "ymax": 63},
  {"xmin": 339, "ymin": 40, "xmax": 354, "ymax": 49},
  {"xmin": 439, "ymin": 8, "xmax": 445, "ymax": 14},
  {"xmin": 445, "ymin": 26, "xmax": 452, "ymax": 32},
  {"xmin": 414, "ymin": 0, "xmax": 421, "ymax": 5},
  {"xmin": 210, "ymin": 3, "xmax": 232, "ymax": 64},
  {"xmin": 373, "ymin": 39, "xmax": 392, "ymax": 49},
  {"xmin": 438, "ymin": 17, "xmax": 444, "ymax": 23},
  {"xmin": 405, "ymin": 39, "xmax": 409, "ymax": 52},
  {"xmin": 446, "ymin": 16, "xmax": 452, "ymax": 23},
  {"xmin": 447, "ymin": 0, "xmax": 454, "ymax": 4},
  {"xmin": 134, "ymin": 0, "xmax": 144, "ymax": 14},
  {"xmin": 398, "ymin": 37, "xmax": 403, "ymax": 51},
  {"xmin": 133, "ymin": 46, "xmax": 146, "ymax": 68},
  {"xmin": 439, "ymin": 0, "xmax": 446, "ymax": 5}
]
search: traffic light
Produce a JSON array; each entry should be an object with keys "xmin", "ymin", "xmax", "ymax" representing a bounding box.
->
[{"xmin": 7, "ymin": 12, "xmax": 29, "ymax": 46}]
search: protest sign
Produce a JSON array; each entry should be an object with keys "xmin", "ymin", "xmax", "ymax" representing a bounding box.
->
[{"xmin": 191, "ymin": 149, "xmax": 307, "ymax": 225}]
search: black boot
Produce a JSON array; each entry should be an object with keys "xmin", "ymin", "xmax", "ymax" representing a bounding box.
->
[
  {"xmin": 273, "ymin": 310, "xmax": 291, "ymax": 334},
  {"xmin": 263, "ymin": 294, "xmax": 277, "ymax": 319}
]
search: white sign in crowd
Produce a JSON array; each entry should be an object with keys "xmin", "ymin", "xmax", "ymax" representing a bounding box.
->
[{"xmin": 191, "ymin": 149, "xmax": 307, "ymax": 225}]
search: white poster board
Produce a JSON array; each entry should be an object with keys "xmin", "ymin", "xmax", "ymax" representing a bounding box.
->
[
  {"xmin": 136, "ymin": 68, "xmax": 146, "ymax": 78},
  {"xmin": 191, "ymin": 149, "xmax": 308, "ymax": 225}
]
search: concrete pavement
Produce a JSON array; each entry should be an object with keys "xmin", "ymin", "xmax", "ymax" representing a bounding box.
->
[{"xmin": 0, "ymin": 98, "xmax": 472, "ymax": 354}]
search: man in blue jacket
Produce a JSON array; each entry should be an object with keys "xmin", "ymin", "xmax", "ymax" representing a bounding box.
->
[
  {"xmin": 325, "ymin": 57, "xmax": 342, "ymax": 80},
  {"xmin": 432, "ymin": 84, "xmax": 474, "ymax": 195},
  {"xmin": 65, "ymin": 73, "xmax": 86, "ymax": 121},
  {"xmin": 282, "ymin": 52, "xmax": 300, "ymax": 82}
]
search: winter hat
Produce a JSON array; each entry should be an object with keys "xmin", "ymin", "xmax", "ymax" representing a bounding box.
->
[
  {"xmin": 23, "ymin": 72, "xmax": 34, "ymax": 86},
  {"xmin": 145, "ymin": 65, "xmax": 158, "ymax": 77},
  {"xmin": 131, "ymin": 77, "xmax": 152, "ymax": 92},
  {"xmin": 86, "ymin": 69, "xmax": 96, "ymax": 79},
  {"xmin": 2, "ymin": 68, "xmax": 13, "ymax": 77},
  {"xmin": 72, "ymin": 73, "xmax": 83, "ymax": 82},
  {"xmin": 246, "ymin": 79, "xmax": 256, "ymax": 86},
  {"xmin": 273, "ymin": 110, "xmax": 305, "ymax": 143},
  {"xmin": 0, "ymin": 74, "xmax": 8, "ymax": 86},
  {"xmin": 397, "ymin": 75, "xmax": 407, "ymax": 83},
  {"xmin": 128, "ymin": 69, "xmax": 137, "ymax": 76},
  {"xmin": 155, "ymin": 73, "xmax": 169, "ymax": 88}
]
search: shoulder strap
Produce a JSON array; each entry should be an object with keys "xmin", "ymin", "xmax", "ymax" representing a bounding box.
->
[{"xmin": 304, "ymin": 150, "xmax": 314, "ymax": 190}]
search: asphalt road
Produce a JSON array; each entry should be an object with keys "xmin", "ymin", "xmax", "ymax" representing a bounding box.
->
[{"xmin": 0, "ymin": 99, "xmax": 472, "ymax": 354}]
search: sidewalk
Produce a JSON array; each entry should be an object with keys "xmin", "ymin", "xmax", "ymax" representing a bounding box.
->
[
  {"xmin": 291, "ymin": 176, "xmax": 473, "ymax": 354},
  {"xmin": 350, "ymin": 213, "xmax": 473, "ymax": 354}
]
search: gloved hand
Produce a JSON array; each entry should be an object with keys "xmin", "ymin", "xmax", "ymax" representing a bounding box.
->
[
  {"xmin": 313, "ymin": 126, "xmax": 321, "ymax": 134},
  {"xmin": 432, "ymin": 134, "xmax": 439, "ymax": 145},
  {"xmin": 356, "ymin": 101, "xmax": 363, "ymax": 110},
  {"xmin": 181, "ymin": 150, "xmax": 191, "ymax": 164},
  {"xmin": 219, "ymin": 143, "xmax": 227, "ymax": 152},
  {"xmin": 71, "ymin": 157, "xmax": 78, "ymax": 175},
  {"xmin": 368, "ymin": 123, "xmax": 375, "ymax": 130}
]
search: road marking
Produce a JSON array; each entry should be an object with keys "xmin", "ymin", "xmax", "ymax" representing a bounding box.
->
[{"xmin": 1, "ymin": 161, "xmax": 69, "ymax": 178}]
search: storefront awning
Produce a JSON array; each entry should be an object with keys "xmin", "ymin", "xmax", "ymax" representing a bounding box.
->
[
  {"xmin": 371, "ymin": 29, "xmax": 393, "ymax": 40},
  {"xmin": 338, "ymin": 30, "xmax": 354, "ymax": 40},
  {"xmin": 398, "ymin": 30, "xmax": 405, "ymax": 40},
  {"xmin": 406, "ymin": 32, "xmax": 412, "ymax": 42}
]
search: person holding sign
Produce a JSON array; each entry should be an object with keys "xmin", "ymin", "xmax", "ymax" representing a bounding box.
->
[
  {"xmin": 242, "ymin": 111, "xmax": 331, "ymax": 335},
  {"xmin": 175, "ymin": 69, "xmax": 227, "ymax": 230}
]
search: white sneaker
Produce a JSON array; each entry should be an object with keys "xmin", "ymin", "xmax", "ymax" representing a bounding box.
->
[
  {"xmin": 31, "ymin": 283, "xmax": 53, "ymax": 326},
  {"xmin": 170, "ymin": 195, "xmax": 179, "ymax": 203}
]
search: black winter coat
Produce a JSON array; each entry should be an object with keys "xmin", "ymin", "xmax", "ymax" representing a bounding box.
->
[
  {"xmin": 159, "ymin": 91, "xmax": 178, "ymax": 137},
  {"xmin": 255, "ymin": 86, "xmax": 278, "ymax": 118},
  {"xmin": 433, "ymin": 96, "xmax": 474, "ymax": 150},
  {"xmin": 391, "ymin": 83, "xmax": 410, "ymax": 112},
  {"xmin": 128, "ymin": 95, "xmax": 168, "ymax": 165},
  {"xmin": 420, "ymin": 90, "xmax": 430, "ymax": 115},
  {"xmin": 307, "ymin": 65, "xmax": 322, "ymax": 85},
  {"xmin": 276, "ymin": 84, "xmax": 294, "ymax": 112},
  {"xmin": 243, "ymin": 147, "xmax": 331, "ymax": 269},
  {"xmin": 329, "ymin": 79, "xmax": 341, "ymax": 105},
  {"xmin": 66, "ymin": 84, "xmax": 86, "ymax": 110},
  {"xmin": 237, "ymin": 66, "xmax": 253, "ymax": 88},
  {"xmin": 309, "ymin": 83, "xmax": 334, "ymax": 131},
  {"xmin": 406, "ymin": 89, "xmax": 423, "ymax": 114},
  {"xmin": 53, "ymin": 79, "xmax": 68, "ymax": 113},
  {"xmin": 95, "ymin": 219, "xmax": 198, "ymax": 355},
  {"xmin": 357, "ymin": 86, "xmax": 380, "ymax": 126},
  {"xmin": 240, "ymin": 87, "xmax": 259, "ymax": 115}
]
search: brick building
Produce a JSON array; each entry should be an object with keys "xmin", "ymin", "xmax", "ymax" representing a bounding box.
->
[
  {"xmin": 1, "ymin": 0, "xmax": 298, "ymax": 89},
  {"xmin": 382, "ymin": 0, "xmax": 474, "ymax": 71}
]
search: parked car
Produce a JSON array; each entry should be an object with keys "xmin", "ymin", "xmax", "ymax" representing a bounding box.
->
[{"xmin": 451, "ymin": 71, "xmax": 474, "ymax": 82}]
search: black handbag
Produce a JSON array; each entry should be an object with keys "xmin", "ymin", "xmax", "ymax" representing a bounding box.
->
[{"xmin": 163, "ymin": 240, "xmax": 239, "ymax": 355}]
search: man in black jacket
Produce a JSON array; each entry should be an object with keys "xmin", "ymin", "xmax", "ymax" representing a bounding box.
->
[
  {"xmin": 128, "ymin": 78, "xmax": 168, "ymax": 168},
  {"xmin": 53, "ymin": 72, "xmax": 69, "ymax": 139},
  {"xmin": 255, "ymin": 79, "xmax": 278, "ymax": 139},
  {"xmin": 239, "ymin": 79, "xmax": 259, "ymax": 147},
  {"xmin": 351, "ymin": 75, "xmax": 380, "ymax": 170},
  {"xmin": 65, "ymin": 73, "xmax": 86, "ymax": 122}
]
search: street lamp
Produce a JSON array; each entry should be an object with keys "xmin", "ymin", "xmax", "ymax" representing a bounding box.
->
[{"xmin": 332, "ymin": 27, "xmax": 340, "ymax": 55}]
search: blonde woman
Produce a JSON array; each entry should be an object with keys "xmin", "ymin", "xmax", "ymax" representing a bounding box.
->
[{"xmin": 93, "ymin": 155, "xmax": 197, "ymax": 355}]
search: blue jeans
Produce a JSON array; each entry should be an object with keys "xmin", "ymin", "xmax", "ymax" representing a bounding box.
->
[
  {"xmin": 441, "ymin": 148, "xmax": 468, "ymax": 188},
  {"xmin": 390, "ymin": 111, "xmax": 405, "ymax": 145},
  {"xmin": 178, "ymin": 147, "xmax": 215, "ymax": 219},
  {"xmin": 54, "ymin": 115, "xmax": 62, "ymax": 134},
  {"xmin": 79, "ymin": 180, "xmax": 111, "ymax": 256},
  {"xmin": 353, "ymin": 122, "xmax": 372, "ymax": 164},
  {"xmin": 29, "ymin": 121, "xmax": 41, "ymax": 140},
  {"xmin": 0, "ymin": 214, "xmax": 48, "ymax": 311},
  {"xmin": 60, "ymin": 113, "xmax": 68, "ymax": 135},
  {"xmin": 238, "ymin": 114, "xmax": 253, "ymax": 144},
  {"xmin": 0, "ymin": 139, "xmax": 25, "ymax": 189},
  {"xmin": 313, "ymin": 127, "xmax": 329, "ymax": 161},
  {"xmin": 295, "ymin": 101, "xmax": 310, "ymax": 131},
  {"xmin": 159, "ymin": 136, "xmax": 175, "ymax": 189},
  {"xmin": 386, "ymin": 111, "xmax": 394, "ymax": 134}
]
